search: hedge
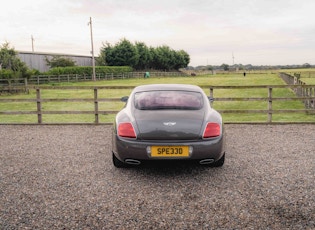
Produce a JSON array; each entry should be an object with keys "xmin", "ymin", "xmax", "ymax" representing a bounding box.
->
[{"xmin": 46, "ymin": 66, "xmax": 133, "ymax": 75}]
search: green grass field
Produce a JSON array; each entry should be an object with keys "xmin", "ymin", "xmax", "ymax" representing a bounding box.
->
[{"xmin": 1, "ymin": 72, "xmax": 315, "ymax": 123}]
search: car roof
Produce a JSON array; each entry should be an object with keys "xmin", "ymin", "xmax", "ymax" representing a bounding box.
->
[{"xmin": 133, "ymin": 84, "xmax": 203, "ymax": 93}]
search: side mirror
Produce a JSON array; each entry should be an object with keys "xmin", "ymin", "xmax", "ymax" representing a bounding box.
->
[
  {"xmin": 207, "ymin": 96, "xmax": 214, "ymax": 102},
  {"xmin": 121, "ymin": 96, "xmax": 129, "ymax": 102}
]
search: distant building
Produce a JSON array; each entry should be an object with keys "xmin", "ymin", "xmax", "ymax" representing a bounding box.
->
[{"xmin": 18, "ymin": 51, "xmax": 93, "ymax": 72}]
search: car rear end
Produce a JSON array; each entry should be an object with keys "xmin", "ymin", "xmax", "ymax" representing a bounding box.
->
[{"xmin": 112, "ymin": 84, "xmax": 225, "ymax": 167}]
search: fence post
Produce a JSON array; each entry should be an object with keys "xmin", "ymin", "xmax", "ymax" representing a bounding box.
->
[
  {"xmin": 268, "ymin": 87, "xmax": 272, "ymax": 123},
  {"xmin": 94, "ymin": 88, "xmax": 99, "ymax": 124},
  {"xmin": 210, "ymin": 87, "xmax": 214, "ymax": 107},
  {"xmin": 36, "ymin": 88, "xmax": 42, "ymax": 124},
  {"xmin": 24, "ymin": 78, "xmax": 29, "ymax": 93},
  {"xmin": 305, "ymin": 87, "xmax": 309, "ymax": 108},
  {"xmin": 311, "ymin": 87, "xmax": 315, "ymax": 109}
]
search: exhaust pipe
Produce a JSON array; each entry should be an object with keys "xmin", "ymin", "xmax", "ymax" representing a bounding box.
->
[
  {"xmin": 125, "ymin": 159, "xmax": 141, "ymax": 165},
  {"xmin": 199, "ymin": 159, "xmax": 215, "ymax": 165}
]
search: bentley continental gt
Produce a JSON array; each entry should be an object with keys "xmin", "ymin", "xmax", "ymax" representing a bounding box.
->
[{"xmin": 112, "ymin": 84, "xmax": 226, "ymax": 167}]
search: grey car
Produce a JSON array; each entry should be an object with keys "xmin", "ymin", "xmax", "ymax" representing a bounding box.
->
[{"xmin": 112, "ymin": 84, "xmax": 226, "ymax": 167}]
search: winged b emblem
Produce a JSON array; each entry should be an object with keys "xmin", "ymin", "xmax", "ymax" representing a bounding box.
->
[{"xmin": 163, "ymin": 122, "xmax": 177, "ymax": 126}]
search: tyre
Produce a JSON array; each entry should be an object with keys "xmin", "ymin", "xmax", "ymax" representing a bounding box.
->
[
  {"xmin": 112, "ymin": 152, "xmax": 126, "ymax": 168},
  {"xmin": 211, "ymin": 153, "xmax": 225, "ymax": 167}
]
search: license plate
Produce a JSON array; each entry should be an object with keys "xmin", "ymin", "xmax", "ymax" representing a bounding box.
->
[{"xmin": 151, "ymin": 146, "xmax": 189, "ymax": 157}]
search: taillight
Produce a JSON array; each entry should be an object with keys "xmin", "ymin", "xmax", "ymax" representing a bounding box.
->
[
  {"xmin": 203, "ymin": 122, "xmax": 221, "ymax": 138},
  {"xmin": 118, "ymin": 122, "xmax": 136, "ymax": 138}
]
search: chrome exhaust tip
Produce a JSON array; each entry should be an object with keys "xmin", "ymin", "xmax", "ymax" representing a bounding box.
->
[
  {"xmin": 125, "ymin": 159, "xmax": 141, "ymax": 165},
  {"xmin": 199, "ymin": 159, "xmax": 215, "ymax": 165}
]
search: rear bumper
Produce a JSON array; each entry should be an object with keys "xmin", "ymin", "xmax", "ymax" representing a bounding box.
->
[{"xmin": 112, "ymin": 134, "xmax": 225, "ymax": 163}]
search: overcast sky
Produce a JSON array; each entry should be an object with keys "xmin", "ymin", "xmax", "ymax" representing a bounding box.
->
[{"xmin": 1, "ymin": 0, "xmax": 315, "ymax": 66}]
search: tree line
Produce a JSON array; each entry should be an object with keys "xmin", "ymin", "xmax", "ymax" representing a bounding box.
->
[
  {"xmin": 96, "ymin": 38, "xmax": 190, "ymax": 71},
  {"xmin": 0, "ymin": 39, "xmax": 190, "ymax": 80}
]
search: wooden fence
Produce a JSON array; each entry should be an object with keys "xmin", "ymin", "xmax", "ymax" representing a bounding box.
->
[
  {"xmin": 0, "ymin": 78, "xmax": 29, "ymax": 94},
  {"xmin": 0, "ymin": 86, "xmax": 128, "ymax": 125},
  {"xmin": 0, "ymin": 71, "xmax": 187, "ymax": 88},
  {"xmin": 27, "ymin": 72, "xmax": 188, "ymax": 84},
  {"xmin": 279, "ymin": 72, "xmax": 314, "ymax": 109},
  {"xmin": 0, "ymin": 85, "xmax": 314, "ymax": 124},
  {"xmin": 208, "ymin": 85, "xmax": 315, "ymax": 123},
  {"xmin": 282, "ymin": 71, "xmax": 315, "ymax": 78}
]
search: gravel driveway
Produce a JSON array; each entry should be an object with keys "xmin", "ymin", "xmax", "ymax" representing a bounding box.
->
[{"xmin": 0, "ymin": 124, "xmax": 314, "ymax": 229}]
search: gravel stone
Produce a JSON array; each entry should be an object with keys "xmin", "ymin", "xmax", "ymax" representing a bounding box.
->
[{"xmin": 0, "ymin": 124, "xmax": 314, "ymax": 229}]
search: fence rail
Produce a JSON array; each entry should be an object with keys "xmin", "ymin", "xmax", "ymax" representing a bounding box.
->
[
  {"xmin": 0, "ymin": 85, "xmax": 315, "ymax": 124},
  {"xmin": 0, "ymin": 71, "xmax": 187, "ymax": 89},
  {"xmin": 26, "ymin": 73, "xmax": 144, "ymax": 84},
  {"xmin": 208, "ymin": 85, "xmax": 315, "ymax": 123}
]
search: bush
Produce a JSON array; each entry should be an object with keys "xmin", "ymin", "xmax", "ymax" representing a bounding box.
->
[
  {"xmin": 0, "ymin": 42, "xmax": 31, "ymax": 79},
  {"xmin": 0, "ymin": 69, "xmax": 28, "ymax": 79},
  {"xmin": 46, "ymin": 66, "xmax": 133, "ymax": 75},
  {"xmin": 45, "ymin": 56, "xmax": 76, "ymax": 68}
]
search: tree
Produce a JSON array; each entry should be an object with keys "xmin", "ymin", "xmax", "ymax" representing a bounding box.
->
[
  {"xmin": 148, "ymin": 46, "xmax": 157, "ymax": 69},
  {"xmin": 98, "ymin": 42, "xmax": 115, "ymax": 66},
  {"xmin": 134, "ymin": 42, "xmax": 152, "ymax": 70},
  {"xmin": 302, "ymin": 63, "xmax": 311, "ymax": 68},
  {"xmin": 98, "ymin": 38, "xmax": 190, "ymax": 70},
  {"xmin": 0, "ymin": 42, "xmax": 30, "ymax": 79},
  {"xmin": 45, "ymin": 55, "xmax": 76, "ymax": 68},
  {"xmin": 174, "ymin": 50, "xmax": 190, "ymax": 69},
  {"xmin": 221, "ymin": 63, "xmax": 229, "ymax": 71},
  {"xmin": 154, "ymin": 46, "xmax": 173, "ymax": 70},
  {"xmin": 206, "ymin": 65, "xmax": 213, "ymax": 71},
  {"xmin": 96, "ymin": 43, "xmax": 108, "ymax": 66},
  {"xmin": 152, "ymin": 45, "xmax": 180, "ymax": 70},
  {"xmin": 105, "ymin": 38, "xmax": 139, "ymax": 67}
]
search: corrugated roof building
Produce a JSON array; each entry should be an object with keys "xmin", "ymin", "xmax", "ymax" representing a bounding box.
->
[{"xmin": 18, "ymin": 51, "xmax": 93, "ymax": 72}]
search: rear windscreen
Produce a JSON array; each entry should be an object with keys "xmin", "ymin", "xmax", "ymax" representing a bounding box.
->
[{"xmin": 134, "ymin": 91, "xmax": 203, "ymax": 110}]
